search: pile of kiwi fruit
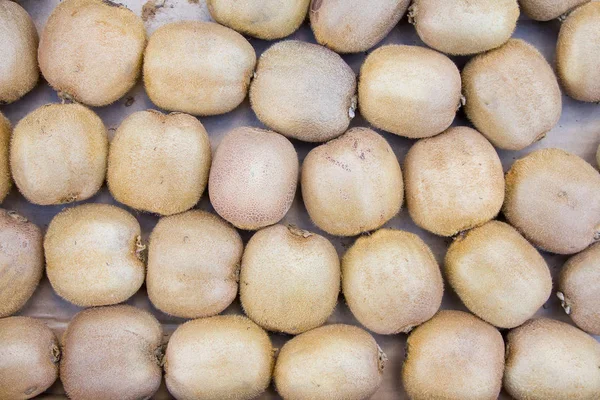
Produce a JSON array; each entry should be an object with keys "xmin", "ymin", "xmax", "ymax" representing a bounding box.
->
[{"xmin": 0, "ymin": 0, "xmax": 599, "ymax": 399}]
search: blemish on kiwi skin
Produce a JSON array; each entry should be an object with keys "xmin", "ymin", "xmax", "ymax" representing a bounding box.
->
[
  {"xmin": 348, "ymin": 95, "xmax": 357, "ymax": 119},
  {"xmin": 7, "ymin": 211, "xmax": 28, "ymax": 223},
  {"xmin": 51, "ymin": 344, "xmax": 61, "ymax": 363},
  {"xmin": 135, "ymin": 236, "xmax": 147, "ymax": 261},
  {"xmin": 287, "ymin": 225, "xmax": 313, "ymax": 238},
  {"xmin": 377, "ymin": 345, "xmax": 388, "ymax": 372},
  {"xmin": 407, "ymin": 4, "xmax": 417, "ymax": 25},
  {"xmin": 102, "ymin": 0, "xmax": 124, "ymax": 8},
  {"xmin": 154, "ymin": 344, "xmax": 166, "ymax": 367},
  {"xmin": 311, "ymin": 0, "xmax": 323, "ymax": 13},
  {"xmin": 24, "ymin": 387, "xmax": 37, "ymax": 396},
  {"xmin": 556, "ymin": 291, "xmax": 572, "ymax": 315}
]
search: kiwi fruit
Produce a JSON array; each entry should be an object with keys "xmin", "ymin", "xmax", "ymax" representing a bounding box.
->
[
  {"xmin": 358, "ymin": 45, "xmax": 462, "ymax": 139},
  {"xmin": 107, "ymin": 110, "xmax": 211, "ymax": 216},
  {"xmin": 504, "ymin": 148, "xmax": 600, "ymax": 254},
  {"xmin": 274, "ymin": 324, "xmax": 385, "ymax": 400},
  {"xmin": 10, "ymin": 103, "xmax": 108, "ymax": 205},
  {"xmin": 38, "ymin": 0, "xmax": 145, "ymax": 107},
  {"xmin": 519, "ymin": 0, "xmax": 591, "ymax": 21},
  {"xmin": 309, "ymin": 0, "xmax": 410, "ymax": 53},
  {"xmin": 240, "ymin": 224, "xmax": 340, "ymax": 334},
  {"xmin": 462, "ymin": 39, "xmax": 562, "ymax": 150},
  {"xmin": 402, "ymin": 310, "xmax": 505, "ymax": 400},
  {"xmin": 207, "ymin": 0, "xmax": 310, "ymax": 40},
  {"xmin": 208, "ymin": 127, "xmax": 298, "ymax": 230},
  {"xmin": 558, "ymin": 243, "xmax": 600, "ymax": 335},
  {"xmin": 249, "ymin": 40, "xmax": 356, "ymax": 142},
  {"xmin": 556, "ymin": 2, "xmax": 600, "ymax": 102},
  {"xmin": 404, "ymin": 126, "xmax": 505, "ymax": 237},
  {"xmin": 147, "ymin": 210, "xmax": 243, "ymax": 319},
  {"xmin": 342, "ymin": 229, "xmax": 443, "ymax": 335},
  {"xmin": 0, "ymin": 0, "xmax": 38, "ymax": 104},
  {"xmin": 301, "ymin": 127, "xmax": 403, "ymax": 236},
  {"xmin": 144, "ymin": 21, "xmax": 256, "ymax": 116},
  {"xmin": 504, "ymin": 318, "xmax": 600, "ymax": 400},
  {"xmin": 44, "ymin": 203, "xmax": 145, "ymax": 307},
  {"xmin": 409, "ymin": 0, "xmax": 519, "ymax": 55},
  {"xmin": 61, "ymin": 305, "xmax": 163, "ymax": 400},
  {"xmin": 597, "ymin": 143, "xmax": 600, "ymax": 169},
  {"xmin": 0, "ymin": 317, "xmax": 60, "ymax": 399},
  {"xmin": 165, "ymin": 315, "xmax": 273, "ymax": 400},
  {"xmin": 0, "ymin": 112, "xmax": 11, "ymax": 203}
]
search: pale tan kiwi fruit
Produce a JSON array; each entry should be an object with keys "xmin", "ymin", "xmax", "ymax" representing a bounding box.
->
[
  {"xmin": 44, "ymin": 204, "xmax": 145, "ymax": 307},
  {"xmin": 342, "ymin": 229, "xmax": 443, "ymax": 335},
  {"xmin": 504, "ymin": 148, "xmax": 600, "ymax": 254},
  {"xmin": 0, "ymin": 317, "xmax": 60, "ymax": 399},
  {"xmin": 147, "ymin": 210, "xmax": 243, "ymax": 319},
  {"xmin": 165, "ymin": 315, "xmax": 273, "ymax": 400},
  {"xmin": 61, "ymin": 305, "xmax": 163, "ymax": 400},
  {"xmin": 274, "ymin": 324, "xmax": 385, "ymax": 400},
  {"xmin": 520, "ymin": 0, "xmax": 591, "ymax": 21},
  {"xmin": 445, "ymin": 221, "xmax": 552, "ymax": 329},
  {"xmin": 38, "ymin": 0, "xmax": 145, "ymax": 107},
  {"xmin": 504, "ymin": 318, "xmax": 600, "ymax": 400},
  {"xmin": 404, "ymin": 127, "xmax": 505, "ymax": 237},
  {"xmin": 462, "ymin": 39, "xmax": 562, "ymax": 150},
  {"xmin": 402, "ymin": 310, "xmax": 505, "ymax": 400},
  {"xmin": 249, "ymin": 40, "xmax": 356, "ymax": 142},
  {"xmin": 144, "ymin": 21, "xmax": 256, "ymax": 116},
  {"xmin": 0, "ymin": 112, "xmax": 11, "ymax": 203},
  {"xmin": 207, "ymin": 0, "xmax": 310, "ymax": 40},
  {"xmin": 240, "ymin": 224, "xmax": 340, "ymax": 334},
  {"xmin": 301, "ymin": 127, "xmax": 403, "ymax": 236},
  {"xmin": 409, "ymin": 0, "xmax": 519, "ymax": 55},
  {"xmin": 0, "ymin": 209, "xmax": 43, "ymax": 317},
  {"xmin": 0, "ymin": 0, "xmax": 38, "ymax": 104},
  {"xmin": 107, "ymin": 110, "xmax": 211, "ymax": 216},
  {"xmin": 309, "ymin": 0, "xmax": 410, "ymax": 53},
  {"xmin": 358, "ymin": 45, "xmax": 462, "ymax": 139},
  {"xmin": 208, "ymin": 127, "xmax": 298, "ymax": 230},
  {"xmin": 10, "ymin": 103, "xmax": 108, "ymax": 205}
]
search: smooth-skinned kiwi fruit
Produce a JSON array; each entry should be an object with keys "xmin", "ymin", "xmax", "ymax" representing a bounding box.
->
[
  {"xmin": 503, "ymin": 148, "xmax": 600, "ymax": 254},
  {"xmin": 519, "ymin": 0, "xmax": 591, "ymax": 21},
  {"xmin": 402, "ymin": 310, "xmax": 505, "ymax": 400},
  {"xmin": 10, "ymin": 103, "xmax": 108, "ymax": 205},
  {"xmin": 274, "ymin": 324, "xmax": 385, "ymax": 400},
  {"xmin": 0, "ymin": 112, "xmax": 10, "ymax": 203}
]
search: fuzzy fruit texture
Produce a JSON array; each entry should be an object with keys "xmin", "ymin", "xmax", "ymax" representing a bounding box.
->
[
  {"xmin": 301, "ymin": 128, "xmax": 403, "ymax": 236},
  {"xmin": 274, "ymin": 324, "xmax": 385, "ymax": 400},
  {"xmin": 0, "ymin": 112, "xmax": 11, "ymax": 203},
  {"xmin": 107, "ymin": 110, "xmax": 211, "ymax": 216},
  {"xmin": 503, "ymin": 148, "xmax": 600, "ymax": 254},
  {"xmin": 358, "ymin": 45, "xmax": 461, "ymax": 139},
  {"xmin": 402, "ymin": 310, "xmax": 505, "ymax": 400},
  {"xmin": 250, "ymin": 40, "xmax": 356, "ymax": 142},
  {"xmin": 462, "ymin": 39, "xmax": 562, "ymax": 150},
  {"xmin": 165, "ymin": 315, "xmax": 273, "ymax": 400},
  {"xmin": 519, "ymin": 0, "xmax": 590, "ymax": 21},
  {"xmin": 10, "ymin": 103, "xmax": 108, "ymax": 205}
]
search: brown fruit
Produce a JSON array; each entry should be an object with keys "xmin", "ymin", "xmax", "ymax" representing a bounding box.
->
[
  {"xmin": 520, "ymin": 0, "xmax": 590, "ymax": 21},
  {"xmin": 0, "ymin": 112, "xmax": 11, "ymax": 203}
]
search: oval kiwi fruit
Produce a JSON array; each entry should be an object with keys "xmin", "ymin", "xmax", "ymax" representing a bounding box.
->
[
  {"xmin": 504, "ymin": 318, "xmax": 600, "ymax": 400},
  {"xmin": 0, "ymin": 112, "xmax": 10, "ymax": 203},
  {"xmin": 107, "ymin": 110, "xmax": 211, "ymax": 216},
  {"xmin": 519, "ymin": 0, "xmax": 590, "ymax": 21},
  {"xmin": 402, "ymin": 310, "xmax": 505, "ymax": 400},
  {"xmin": 445, "ymin": 221, "xmax": 552, "ymax": 329},
  {"xmin": 240, "ymin": 224, "xmax": 340, "ymax": 334},
  {"xmin": 503, "ymin": 148, "xmax": 600, "ymax": 254},
  {"xmin": 38, "ymin": 0, "xmax": 145, "ymax": 106},
  {"xmin": 462, "ymin": 39, "xmax": 562, "ymax": 150},
  {"xmin": 147, "ymin": 210, "xmax": 243, "ymax": 319},
  {"xmin": 208, "ymin": 127, "xmax": 298, "ymax": 230},
  {"xmin": 61, "ymin": 305, "xmax": 163, "ymax": 400},
  {"xmin": 358, "ymin": 45, "xmax": 461, "ymax": 139},
  {"xmin": 301, "ymin": 127, "xmax": 403, "ymax": 236},
  {"xmin": 165, "ymin": 315, "xmax": 273, "ymax": 400},
  {"xmin": 249, "ymin": 40, "xmax": 356, "ymax": 142},
  {"xmin": 0, "ymin": 317, "xmax": 59, "ymax": 399},
  {"xmin": 44, "ymin": 203, "xmax": 145, "ymax": 307},
  {"xmin": 10, "ymin": 103, "xmax": 108, "ymax": 205}
]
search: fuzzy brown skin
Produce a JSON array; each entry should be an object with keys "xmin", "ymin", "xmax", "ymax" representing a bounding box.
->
[
  {"xmin": 504, "ymin": 318, "xmax": 600, "ymax": 400},
  {"xmin": 503, "ymin": 148, "xmax": 600, "ymax": 254},
  {"xmin": 0, "ymin": 317, "xmax": 59, "ymax": 399},
  {"xmin": 462, "ymin": 39, "xmax": 562, "ymax": 151},
  {"xmin": 309, "ymin": 0, "xmax": 410, "ymax": 53},
  {"xmin": 61, "ymin": 305, "xmax": 163, "ymax": 400},
  {"xmin": 250, "ymin": 40, "xmax": 356, "ymax": 142},
  {"xmin": 107, "ymin": 110, "xmax": 211, "ymax": 216},
  {"xmin": 358, "ymin": 45, "xmax": 461, "ymax": 139},
  {"xmin": 165, "ymin": 315, "xmax": 273, "ymax": 400},
  {"xmin": 0, "ymin": 112, "xmax": 11, "ymax": 203},
  {"xmin": 519, "ymin": 0, "xmax": 590, "ymax": 21},
  {"xmin": 402, "ymin": 310, "xmax": 505, "ymax": 400},
  {"xmin": 10, "ymin": 103, "xmax": 108, "ymax": 205},
  {"xmin": 274, "ymin": 324, "xmax": 385, "ymax": 400}
]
